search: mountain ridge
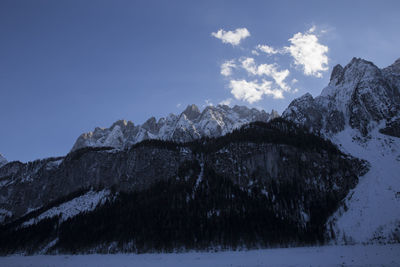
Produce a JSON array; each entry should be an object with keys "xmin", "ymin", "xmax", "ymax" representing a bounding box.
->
[{"xmin": 71, "ymin": 104, "xmax": 279, "ymax": 152}]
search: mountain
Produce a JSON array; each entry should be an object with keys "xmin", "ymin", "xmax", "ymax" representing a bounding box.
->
[
  {"xmin": 71, "ymin": 104, "xmax": 279, "ymax": 151},
  {"xmin": 0, "ymin": 154, "xmax": 6, "ymax": 168},
  {"xmin": 1, "ymin": 56, "xmax": 399, "ymax": 254},
  {"xmin": 283, "ymin": 58, "xmax": 400, "ymax": 136},
  {"xmin": 0, "ymin": 120, "xmax": 366, "ymax": 254},
  {"xmin": 283, "ymin": 57, "xmax": 400, "ymax": 244}
]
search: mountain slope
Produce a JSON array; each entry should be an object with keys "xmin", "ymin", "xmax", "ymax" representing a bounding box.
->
[
  {"xmin": 283, "ymin": 57, "xmax": 400, "ymax": 244},
  {"xmin": 71, "ymin": 104, "xmax": 279, "ymax": 151},
  {"xmin": 0, "ymin": 120, "xmax": 366, "ymax": 254}
]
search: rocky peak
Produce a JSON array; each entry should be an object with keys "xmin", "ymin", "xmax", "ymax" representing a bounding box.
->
[
  {"xmin": 383, "ymin": 57, "xmax": 400, "ymax": 79},
  {"xmin": 182, "ymin": 104, "xmax": 201, "ymax": 121},
  {"xmin": 270, "ymin": 109, "xmax": 280, "ymax": 119},
  {"xmin": 111, "ymin": 120, "xmax": 129, "ymax": 129},
  {"xmin": 284, "ymin": 57, "xmax": 400, "ymax": 136},
  {"xmin": 330, "ymin": 64, "xmax": 344, "ymax": 85},
  {"xmin": 142, "ymin": 117, "xmax": 159, "ymax": 133}
]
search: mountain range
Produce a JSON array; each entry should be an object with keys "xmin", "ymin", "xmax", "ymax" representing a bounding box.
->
[
  {"xmin": 0, "ymin": 57, "xmax": 399, "ymax": 254},
  {"xmin": 71, "ymin": 104, "xmax": 279, "ymax": 151}
]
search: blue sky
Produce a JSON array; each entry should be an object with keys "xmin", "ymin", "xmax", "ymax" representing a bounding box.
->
[{"xmin": 1, "ymin": 0, "xmax": 400, "ymax": 162}]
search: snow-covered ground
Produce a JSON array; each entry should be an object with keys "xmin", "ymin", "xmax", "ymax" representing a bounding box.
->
[
  {"xmin": 0, "ymin": 245, "xmax": 399, "ymax": 267},
  {"xmin": 329, "ymin": 126, "xmax": 400, "ymax": 243}
]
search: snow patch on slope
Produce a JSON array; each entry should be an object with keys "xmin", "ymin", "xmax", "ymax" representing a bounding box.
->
[
  {"xmin": 22, "ymin": 189, "xmax": 111, "ymax": 227},
  {"xmin": 328, "ymin": 125, "xmax": 400, "ymax": 243}
]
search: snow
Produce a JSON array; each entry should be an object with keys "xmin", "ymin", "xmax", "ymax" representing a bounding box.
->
[
  {"xmin": 0, "ymin": 244, "xmax": 399, "ymax": 267},
  {"xmin": 329, "ymin": 126, "xmax": 400, "ymax": 243},
  {"xmin": 22, "ymin": 189, "xmax": 110, "ymax": 227},
  {"xmin": 192, "ymin": 162, "xmax": 204, "ymax": 198}
]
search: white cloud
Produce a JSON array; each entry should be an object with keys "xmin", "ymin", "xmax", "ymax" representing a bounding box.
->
[
  {"xmin": 229, "ymin": 79, "xmax": 283, "ymax": 104},
  {"xmin": 219, "ymin": 98, "xmax": 233, "ymax": 106},
  {"xmin": 176, "ymin": 103, "xmax": 182, "ymax": 108},
  {"xmin": 256, "ymin": 44, "xmax": 280, "ymax": 55},
  {"xmin": 291, "ymin": 78, "xmax": 298, "ymax": 84},
  {"xmin": 254, "ymin": 26, "xmax": 329, "ymax": 78},
  {"xmin": 284, "ymin": 27, "xmax": 328, "ymax": 77},
  {"xmin": 211, "ymin": 28, "xmax": 250, "ymax": 46},
  {"xmin": 220, "ymin": 60, "xmax": 236, "ymax": 76},
  {"xmin": 240, "ymin": 57, "xmax": 291, "ymax": 92},
  {"xmin": 251, "ymin": 50, "xmax": 259, "ymax": 56}
]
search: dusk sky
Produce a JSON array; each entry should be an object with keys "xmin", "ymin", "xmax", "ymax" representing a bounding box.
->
[{"xmin": 1, "ymin": 0, "xmax": 400, "ymax": 162}]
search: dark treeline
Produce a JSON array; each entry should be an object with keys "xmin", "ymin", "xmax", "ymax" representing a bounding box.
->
[
  {"xmin": 118, "ymin": 118, "xmax": 341, "ymax": 155},
  {"xmin": 188, "ymin": 119, "xmax": 341, "ymax": 155}
]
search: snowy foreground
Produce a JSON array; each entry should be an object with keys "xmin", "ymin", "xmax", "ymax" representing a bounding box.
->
[{"xmin": 1, "ymin": 245, "xmax": 399, "ymax": 267}]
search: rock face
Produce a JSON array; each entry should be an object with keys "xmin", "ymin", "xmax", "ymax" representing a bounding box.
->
[
  {"xmin": 283, "ymin": 57, "xmax": 400, "ymax": 244},
  {"xmin": 283, "ymin": 58, "xmax": 400, "ymax": 136},
  {"xmin": 71, "ymin": 105, "xmax": 278, "ymax": 151}
]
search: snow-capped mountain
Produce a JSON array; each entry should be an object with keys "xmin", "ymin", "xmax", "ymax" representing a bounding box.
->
[
  {"xmin": 283, "ymin": 57, "xmax": 400, "ymax": 136},
  {"xmin": 283, "ymin": 57, "xmax": 400, "ymax": 244},
  {"xmin": 0, "ymin": 154, "xmax": 7, "ymax": 167},
  {"xmin": 71, "ymin": 104, "xmax": 279, "ymax": 151}
]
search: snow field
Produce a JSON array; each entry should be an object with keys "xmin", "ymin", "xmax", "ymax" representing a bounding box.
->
[{"xmin": 0, "ymin": 244, "xmax": 399, "ymax": 267}]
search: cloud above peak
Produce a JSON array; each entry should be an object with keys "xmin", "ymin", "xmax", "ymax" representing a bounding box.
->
[
  {"xmin": 213, "ymin": 25, "xmax": 330, "ymax": 104},
  {"xmin": 285, "ymin": 27, "xmax": 328, "ymax": 77},
  {"xmin": 212, "ymin": 28, "xmax": 250, "ymax": 46},
  {"xmin": 229, "ymin": 79, "xmax": 283, "ymax": 103},
  {"xmin": 255, "ymin": 27, "xmax": 329, "ymax": 78},
  {"xmin": 220, "ymin": 60, "xmax": 237, "ymax": 76},
  {"xmin": 240, "ymin": 57, "xmax": 291, "ymax": 92}
]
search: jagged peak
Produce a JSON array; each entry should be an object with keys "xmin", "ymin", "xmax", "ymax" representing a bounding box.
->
[
  {"xmin": 182, "ymin": 104, "xmax": 201, "ymax": 120},
  {"xmin": 330, "ymin": 64, "xmax": 344, "ymax": 82},
  {"xmin": 348, "ymin": 57, "xmax": 375, "ymax": 66},
  {"xmin": 298, "ymin": 92, "xmax": 314, "ymax": 101},
  {"xmin": 383, "ymin": 57, "xmax": 400, "ymax": 74},
  {"xmin": 342, "ymin": 57, "xmax": 380, "ymax": 76},
  {"xmin": 270, "ymin": 109, "xmax": 280, "ymax": 119},
  {"xmin": 111, "ymin": 119, "xmax": 129, "ymax": 129}
]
